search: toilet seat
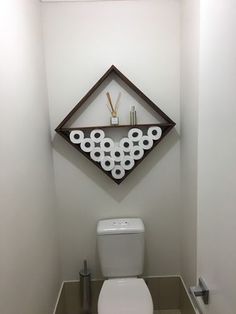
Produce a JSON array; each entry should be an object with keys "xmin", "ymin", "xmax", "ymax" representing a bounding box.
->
[{"xmin": 98, "ymin": 278, "xmax": 153, "ymax": 314}]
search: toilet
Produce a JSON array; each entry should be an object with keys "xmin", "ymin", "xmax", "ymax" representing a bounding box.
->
[{"xmin": 97, "ymin": 218, "xmax": 154, "ymax": 314}]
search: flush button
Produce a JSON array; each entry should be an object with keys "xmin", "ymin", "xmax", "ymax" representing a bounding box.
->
[{"xmin": 112, "ymin": 220, "xmax": 128, "ymax": 227}]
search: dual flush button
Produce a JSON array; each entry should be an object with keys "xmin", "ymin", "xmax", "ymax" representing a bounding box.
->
[{"xmin": 112, "ymin": 220, "xmax": 128, "ymax": 226}]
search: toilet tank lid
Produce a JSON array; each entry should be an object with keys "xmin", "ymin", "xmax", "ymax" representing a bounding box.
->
[{"xmin": 97, "ymin": 218, "xmax": 145, "ymax": 235}]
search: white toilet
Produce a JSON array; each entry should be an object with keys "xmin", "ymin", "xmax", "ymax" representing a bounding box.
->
[{"xmin": 97, "ymin": 218, "xmax": 154, "ymax": 314}]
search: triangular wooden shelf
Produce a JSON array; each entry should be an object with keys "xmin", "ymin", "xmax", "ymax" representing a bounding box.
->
[{"xmin": 55, "ymin": 65, "xmax": 176, "ymax": 184}]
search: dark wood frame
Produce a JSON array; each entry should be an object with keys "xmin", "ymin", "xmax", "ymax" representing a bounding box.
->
[{"xmin": 55, "ymin": 65, "xmax": 176, "ymax": 184}]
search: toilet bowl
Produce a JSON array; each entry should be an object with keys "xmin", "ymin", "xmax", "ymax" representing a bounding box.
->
[
  {"xmin": 97, "ymin": 218, "xmax": 154, "ymax": 314},
  {"xmin": 98, "ymin": 278, "xmax": 153, "ymax": 314}
]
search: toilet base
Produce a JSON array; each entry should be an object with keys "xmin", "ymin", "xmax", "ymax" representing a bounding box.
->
[{"xmin": 98, "ymin": 278, "xmax": 153, "ymax": 314}]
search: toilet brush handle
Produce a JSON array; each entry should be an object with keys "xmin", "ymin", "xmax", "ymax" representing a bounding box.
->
[{"xmin": 80, "ymin": 260, "xmax": 92, "ymax": 314}]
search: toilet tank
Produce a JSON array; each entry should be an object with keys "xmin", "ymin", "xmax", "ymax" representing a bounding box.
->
[{"xmin": 97, "ymin": 218, "xmax": 145, "ymax": 278}]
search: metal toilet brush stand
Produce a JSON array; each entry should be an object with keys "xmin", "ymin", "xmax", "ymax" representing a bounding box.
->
[{"xmin": 80, "ymin": 260, "xmax": 92, "ymax": 314}]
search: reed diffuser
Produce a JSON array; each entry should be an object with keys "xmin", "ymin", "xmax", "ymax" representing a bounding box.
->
[{"xmin": 106, "ymin": 92, "xmax": 121, "ymax": 126}]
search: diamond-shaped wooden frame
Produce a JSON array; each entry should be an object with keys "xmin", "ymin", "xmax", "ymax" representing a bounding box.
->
[{"xmin": 55, "ymin": 65, "xmax": 176, "ymax": 184}]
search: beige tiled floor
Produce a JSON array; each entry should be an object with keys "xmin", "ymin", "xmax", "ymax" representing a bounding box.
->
[
  {"xmin": 157, "ymin": 310, "xmax": 181, "ymax": 314},
  {"xmin": 57, "ymin": 277, "xmax": 196, "ymax": 314},
  {"xmin": 91, "ymin": 312, "xmax": 181, "ymax": 314},
  {"xmin": 92, "ymin": 312, "xmax": 181, "ymax": 314}
]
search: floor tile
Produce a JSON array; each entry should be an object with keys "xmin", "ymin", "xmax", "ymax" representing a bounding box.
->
[{"xmin": 158, "ymin": 310, "xmax": 181, "ymax": 314}]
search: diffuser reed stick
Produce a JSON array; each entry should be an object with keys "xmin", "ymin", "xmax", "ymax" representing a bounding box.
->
[
  {"xmin": 114, "ymin": 92, "xmax": 121, "ymax": 114},
  {"xmin": 106, "ymin": 92, "xmax": 115, "ymax": 116},
  {"xmin": 105, "ymin": 92, "xmax": 121, "ymax": 125}
]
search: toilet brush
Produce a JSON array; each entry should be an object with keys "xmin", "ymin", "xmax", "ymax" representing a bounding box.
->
[{"xmin": 79, "ymin": 260, "xmax": 92, "ymax": 314}]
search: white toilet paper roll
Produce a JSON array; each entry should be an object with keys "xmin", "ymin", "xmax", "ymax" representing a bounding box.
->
[
  {"xmin": 139, "ymin": 136, "xmax": 153, "ymax": 150},
  {"xmin": 100, "ymin": 138, "xmax": 115, "ymax": 152},
  {"xmin": 119, "ymin": 137, "xmax": 134, "ymax": 152},
  {"xmin": 90, "ymin": 129, "xmax": 105, "ymax": 143},
  {"xmin": 80, "ymin": 138, "xmax": 95, "ymax": 153},
  {"xmin": 100, "ymin": 156, "xmax": 115, "ymax": 171},
  {"xmin": 121, "ymin": 156, "xmax": 135, "ymax": 171},
  {"xmin": 128, "ymin": 128, "xmax": 143, "ymax": 142},
  {"xmin": 130, "ymin": 146, "xmax": 144, "ymax": 160},
  {"xmin": 111, "ymin": 165, "xmax": 125, "ymax": 180},
  {"xmin": 148, "ymin": 126, "xmax": 162, "ymax": 140},
  {"xmin": 69, "ymin": 130, "xmax": 84, "ymax": 144},
  {"xmin": 90, "ymin": 148, "xmax": 105, "ymax": 162},
  {"xmin": 110, "ymin": 147, "xmax": 125, "ymax": 162}
]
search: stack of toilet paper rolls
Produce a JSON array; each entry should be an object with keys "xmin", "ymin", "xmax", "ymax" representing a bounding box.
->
[{"xmin": 69, "ymin": 126, "xmax": 162, "ymax": 180}]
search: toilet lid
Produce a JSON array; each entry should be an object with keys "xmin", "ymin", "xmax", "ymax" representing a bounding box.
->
[{"xmin": 98, "ymin": 278, "xmax": 153, "ymax": 314}]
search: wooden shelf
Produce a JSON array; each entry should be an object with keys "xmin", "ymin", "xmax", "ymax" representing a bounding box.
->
[
  {"xmin": 55, "ymin": 65, "xmax": 176, "ymax": 184},
  {"xmin": 58, "ymin": 123, "xmax": 174, "ymax": 132}
]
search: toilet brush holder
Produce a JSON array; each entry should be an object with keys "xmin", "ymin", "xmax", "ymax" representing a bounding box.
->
[{"xmin": 79, "ymin": 260, "xmax": 92, "ymax": 314}]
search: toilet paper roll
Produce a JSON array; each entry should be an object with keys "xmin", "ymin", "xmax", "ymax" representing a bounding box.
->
[
  {"xmin": 139, "ymin": 136, "xmax": 153, "ymax": 150},
  {"xmin": 90, "ymin": 148, "xmax": 105, "ymax": 162},
  {"xmin": 111, "ymin": 165, "xmax": 125, "ymax": 180},
  {"xmin": 100, "ymin": 138, "xmax": 115, "ymax": 152},
  {"xmin": 90, "ymin": 129, "xmax": 105, "ymax": 143},
  {"xmin": 130, "ymin": 146, "xmax": 144, "ymax": 160},
  {"xmin": 128, "ymin": 128, "xmax": 143, "ymax": 142},
  {"xmin": 69, "ymin": 130, "xmax": 84, "ymax": 144},
  {"xmin": 148, "ymin": 126, "xmax": 162, "ymax": 141},
  {"xmin": 119, "ymin": 137, "xmax": 134, "ymax": 152},
  {"xmin": 110, "ymin": 147, "xmax": 125, "ymax": 162},
  {"xmin": 100, "ymin": 156, "xmax": 115, "ymax": 171},
  {"xmin": 121, "ymin": 156, "xmax": 135, "ymax": 171},
  {"xmin": 80, "ymin": 138, "xmax": 95, "ymax": 153}
]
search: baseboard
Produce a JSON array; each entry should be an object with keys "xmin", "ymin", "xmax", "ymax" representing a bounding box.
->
[{"xmin": 53, "ymin": 281, "xmax": 65, "ymax": 314}]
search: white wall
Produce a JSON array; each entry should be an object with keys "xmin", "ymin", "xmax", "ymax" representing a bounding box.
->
[
  {"xmin": 180, "ymin": 0, "xmax": 199, "ymax": 288},
  {"xmin": 0, "ymin": 1, "xmax": 60, "ymax": 313},
  {"xmin": 1, "ymin": 1, "xmax": 235, "ymax": 313},
  {"xmin": 42, "ymin": 0, "xmax": 181, "ymax": 280},
  {"xmin": 197, "ymin": 0, "xmax": 236, "ymax": 313}
]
